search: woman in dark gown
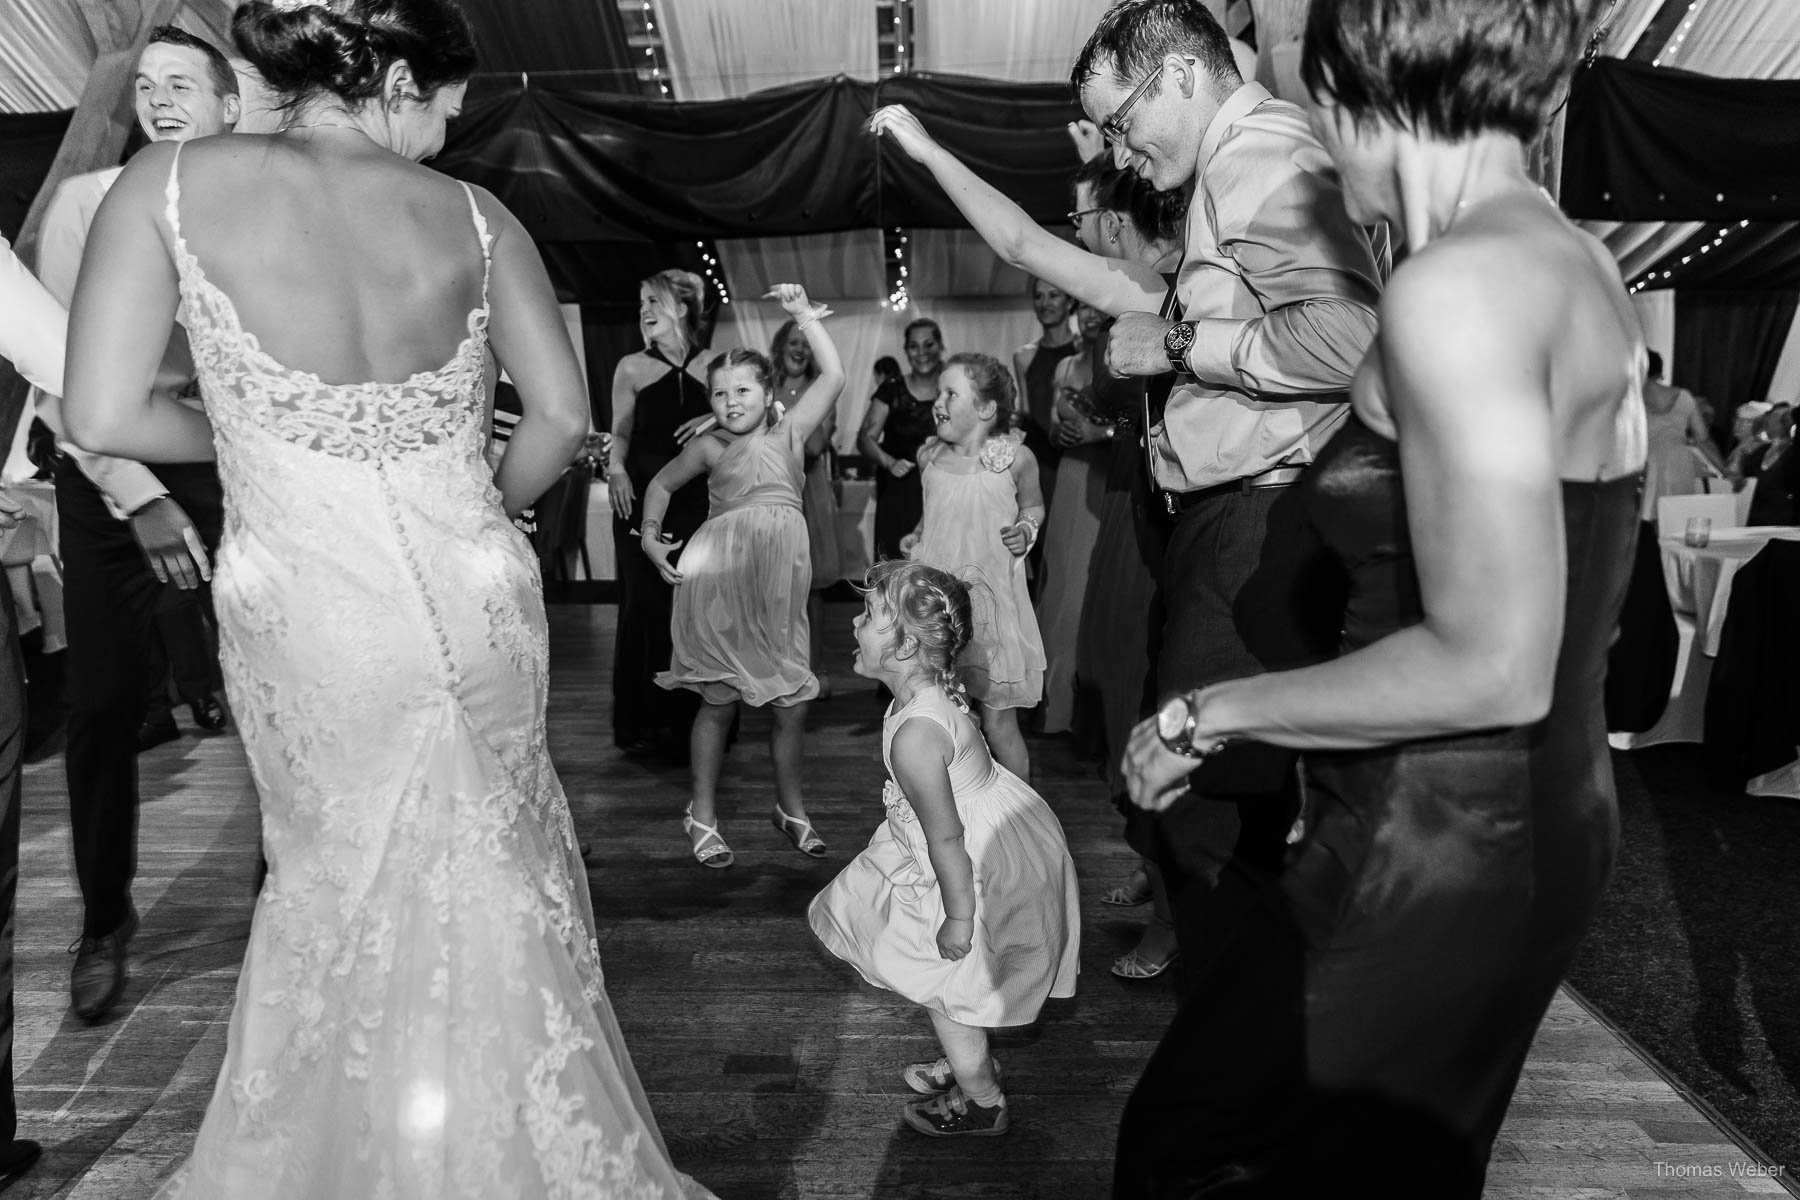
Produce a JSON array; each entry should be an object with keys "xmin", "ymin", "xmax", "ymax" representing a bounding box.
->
[
  {"xmin": 607, "ymin": 270, "xmax": 711, "ymax": 756},
  {"xmin": 858, "ymin": 331, "xmax": 942, "ymax": 561},
  {"xmin": 1114, "ymin": 2, "xmax": 1647, "ymax": 1194},
  {"xmin": 1012, "ymin": 278, "xmax": 1079, "ymax": 506}
]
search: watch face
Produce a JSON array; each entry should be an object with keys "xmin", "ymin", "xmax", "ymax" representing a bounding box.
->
[
  {"xmin": 1157, "ymin": 696, "xmax": 1188, "ymax": 742},
  {"xmin": 1164, "ymin": 322, "xmax": 1195, "ymax": 355}
]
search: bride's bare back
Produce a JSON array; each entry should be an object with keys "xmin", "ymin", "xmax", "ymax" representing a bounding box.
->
[{"xmin": 168, "ymin": 131, "xmax": 486, "ymax": 386}]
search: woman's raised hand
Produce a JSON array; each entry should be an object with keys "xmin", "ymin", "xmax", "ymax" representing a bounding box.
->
[
  {"xmin": 867, "ymin": 105, "xmax": 937, "ymax": 161},
  {"xmin": 765, "ymin": 283, "xmax": 813, "ymax": 317}
]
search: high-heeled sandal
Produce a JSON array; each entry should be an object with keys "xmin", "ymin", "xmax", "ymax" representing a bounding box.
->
[
  {"xmin": 1111, "ymin": 948, "xmax": 1179, "ymax": 980},
  {"xmin": 683, "ymin": 807, "xmax": 734, "ymax": 868},
  {"xmin": 1100, "ymin": 866, "xmax": 1153, "ymax": 907},
  {"xmin": 772, "ymin": 807, "xmax": 827, "ymax": 858}
]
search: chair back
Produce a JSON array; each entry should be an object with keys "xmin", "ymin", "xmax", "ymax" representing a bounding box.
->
[{"xmin": 1657, "ymin": 493, "xmax": 1738, "ymax": 539}]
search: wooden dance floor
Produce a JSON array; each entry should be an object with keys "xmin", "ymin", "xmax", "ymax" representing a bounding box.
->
[{"xmin": 11, "ymin": 604, "xmax": 1787, "ymax": 1198}]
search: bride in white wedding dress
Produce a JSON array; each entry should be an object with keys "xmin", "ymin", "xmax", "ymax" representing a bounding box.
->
[{"xmin": 63, "ymin": 2, "xmax": 718, "ymax": 1196}]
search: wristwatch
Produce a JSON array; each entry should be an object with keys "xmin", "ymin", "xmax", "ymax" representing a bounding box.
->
[
  {"xmin": 1155, "ymin": 691, "xmax": 1208, "ymax": 758},
  {"xmin": 1157, "ymin": 691, "xmax": 1231, "ymax": 759},
  {"xmin": 1163, "ymin": 321, "xmax": 1197, "ymax": 374}
]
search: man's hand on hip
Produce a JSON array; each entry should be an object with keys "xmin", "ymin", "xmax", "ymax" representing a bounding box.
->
[{"xmin": 128, "ymin": 497, "xmax": 211, "ymax": 590}]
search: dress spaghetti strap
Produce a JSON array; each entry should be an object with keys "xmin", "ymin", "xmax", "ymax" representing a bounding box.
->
[{"xmin": 456, "ymin": 181, "xmax": 493, "ymax": 317}]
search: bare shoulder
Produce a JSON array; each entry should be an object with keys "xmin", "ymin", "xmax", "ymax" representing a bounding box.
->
[
  {"xmin": 1379, "ymin": 225, "xmax": 1556, "ymax": 366},
  {"xmin": 612, "ymin": 349, "xmax": 661, "ymax": 388},
  {"xmin": 893, "ymin": 713, "xmax": 953, "ymax": 762}
]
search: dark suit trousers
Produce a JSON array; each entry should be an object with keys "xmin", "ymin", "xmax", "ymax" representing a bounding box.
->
[
  {"xmin": 0, "ymin": 572, "xmax": 22, "ymax": 1142},
  {"xmin": 57, "ymin": 460, "xmax": 224, "ymax": 939},
  {"xmin": 1148, "ymin": 482, "xmax": 1345, "ymax": 983}
]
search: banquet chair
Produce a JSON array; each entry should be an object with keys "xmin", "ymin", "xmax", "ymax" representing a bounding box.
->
[
  {"xmin": 1702, "ymin": 475, "xmax": 1757, "ymax": 524},
  {"xmin": 1656, "ymin": 492, "xmax": 1738, "ymax": 539}
]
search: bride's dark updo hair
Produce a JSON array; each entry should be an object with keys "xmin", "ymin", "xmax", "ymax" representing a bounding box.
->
[{"xmin": 233, "ymin": 0, "xmax": 478, "ymax": 105}]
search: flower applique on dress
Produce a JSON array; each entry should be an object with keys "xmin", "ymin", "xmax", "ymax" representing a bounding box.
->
[{"xmin": 977, "ymin": 429, "xmax": 1024, "ymax": 474}]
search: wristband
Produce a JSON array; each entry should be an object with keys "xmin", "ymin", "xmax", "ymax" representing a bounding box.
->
[
  {"xmin": 639, "ymin": 518, "xmax": 662, "ymax": 540},
  {"xmin": 794, "ymin": 303, "xmax": 833, "ymax": 333},
  {"xmin": 1016, "ymin": 514, "xmax": 1041, "ymax": 549}
]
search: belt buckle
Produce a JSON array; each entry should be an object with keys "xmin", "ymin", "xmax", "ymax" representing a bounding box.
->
[{"xmin": 1163, "ymin": 490, "xmax": 1178, "ymax": 516}]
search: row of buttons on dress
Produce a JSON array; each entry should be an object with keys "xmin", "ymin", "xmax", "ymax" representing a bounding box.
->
[{"xmin": 375, "ymin": 458, "xmax": 461, "ymax": 694}]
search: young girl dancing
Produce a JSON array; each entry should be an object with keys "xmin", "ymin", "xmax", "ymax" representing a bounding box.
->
[
  {"xmin": 810, "ymin": 561, "xmax": 1079, "ymax": 1137},
  {"xmin": 902, "ymin": 353, "xmax": 1046, "ymax": 781},
  {"xmin": 640, "ymin": 284, "xmax": 846, "ymax": 868}
]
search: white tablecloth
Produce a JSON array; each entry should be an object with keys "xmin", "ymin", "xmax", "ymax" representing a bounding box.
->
[
  {"xmin": 1660, "ymin": 527, "xmax": 1800, "ymax": 657},
  {"xmin": 1622, "ymin": 526, "xmax": 1800, "ymax": 799}
]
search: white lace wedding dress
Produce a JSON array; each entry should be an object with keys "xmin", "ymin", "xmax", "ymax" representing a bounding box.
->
[{"xmin": 153, "ymin": 146, "xmax": 716, "ymax": 1200}]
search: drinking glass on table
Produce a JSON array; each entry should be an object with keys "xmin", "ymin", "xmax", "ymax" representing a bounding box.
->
[{"xmin": 1684, "ymin": 516, "xmax": 1712, "ymax": 547}]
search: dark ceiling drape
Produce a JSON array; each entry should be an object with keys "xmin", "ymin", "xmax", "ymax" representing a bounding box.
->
[
  {"xmin": 1674, "ymin": 291, "xmax": 1800, "ymax": 441},
  {"xmin": 1562, "ymin": 58, "xmax": 1800, "ymax": 223},
  {"xmin": 1562, "ymin": 57, "xmax": 1800, "ymax": 290},
  {"xmin": 433, "ymin": 73, "xmax": 1083, "ymax": 245}
]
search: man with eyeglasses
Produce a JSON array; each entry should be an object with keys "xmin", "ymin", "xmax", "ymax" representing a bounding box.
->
[{"xmin": 1070, "ymin": 1, "xmax": 1383, "ymax": 979}]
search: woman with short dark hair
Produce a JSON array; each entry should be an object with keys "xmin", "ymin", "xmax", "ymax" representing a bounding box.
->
[{"xmin": 1115, "ymin": 0, "xmax": 1640, "ymax": 1193}]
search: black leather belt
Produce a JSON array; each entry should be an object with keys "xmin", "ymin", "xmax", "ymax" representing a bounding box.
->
[{"xmin": 1160, "ymin": 465, "xmax": 1308, "ymax": 515}]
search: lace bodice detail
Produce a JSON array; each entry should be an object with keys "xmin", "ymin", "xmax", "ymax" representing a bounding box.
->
[{"xmin": 165, "ymin": 143, "xmax": 493, "ymax": 464}]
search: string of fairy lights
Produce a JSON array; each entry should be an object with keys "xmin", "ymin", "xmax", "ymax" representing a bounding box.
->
[
  {"xmin": 1651, "ymin": 0, "xmax": 1713, "ymax": 68},
  {"xmin": 640, "ymin": 1, "xmax": 672, "ymax": 97},
  {"xmin": 1627, "ymin": 220, "xmax": 1752, "ymax": 295},
  {"xmin": 694, "ymin": 240, "xmax": 732, "ymax": 307}
]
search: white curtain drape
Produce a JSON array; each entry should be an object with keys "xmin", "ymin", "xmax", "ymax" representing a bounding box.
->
[
  {"xmin": 1631, "ymin": 289, "xmax": 1675, "ymax": 378},
  {"xmin": 913, "ymin": 0, "xmax": 1113, "ymax": 81},
  {"xmin": 1649, "ymin": 0, "xmax": 1800, "ymax": 75},
  {"xmin": 659, "ymin": 0, "xmax": 878, "ymax": 101},
  {"xmin": 715, "ymin": 231, "xmax": 888, "ymax": 302},
  {"xmin": 0, "ymin": 0, "xmax": 91, "ymax": 112},
  {"xmin": 907, "ymin": 229, "xmax": 1034, "ymax": 298}
]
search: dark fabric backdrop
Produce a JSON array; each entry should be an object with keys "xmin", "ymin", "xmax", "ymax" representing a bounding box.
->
[
  {"xmin": 1562, "ymin": 59, "xmax": 1800, "ymax": 223},
  {"xmin": 1674, "ymin": 291, "xmax": 1800, "ymax": 441},
  {"xmin": 433, "ymin": 73, "xmax": 1083, "ymax": 246},
  {"xmin": 0, "ymin": 110, "xmax": 74, "ymax": 243}
]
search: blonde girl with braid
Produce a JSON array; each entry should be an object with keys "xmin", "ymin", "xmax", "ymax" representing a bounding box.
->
[{"xmin": 809, "ymin": 561, "xmax": 1080, "ymax": 1139}]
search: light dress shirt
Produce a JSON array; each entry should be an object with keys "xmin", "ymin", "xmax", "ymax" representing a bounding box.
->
[
  {"xmin": 1153, "ymin": 82, "xmax": 1384, "ymax": 493},
  {"xmin": 37, "ymin": 168, "xmax": 205, "ymax": 518},
  {"xmin": 0, "ymin": 235, "xmax": 66, "ymax": 397}
]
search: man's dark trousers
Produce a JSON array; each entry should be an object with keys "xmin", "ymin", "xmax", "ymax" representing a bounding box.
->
[{"xmin": 57, "ymin": 460, "xmax": 224, "ymax": 940}]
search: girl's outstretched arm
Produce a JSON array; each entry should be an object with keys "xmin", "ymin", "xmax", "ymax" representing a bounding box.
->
[{"xmin": 892, "ymin": 716, "xmax": 976, "ymax": 961}]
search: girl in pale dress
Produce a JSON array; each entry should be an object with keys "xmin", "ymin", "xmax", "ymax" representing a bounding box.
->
[
  {"xmin": 810, "ymin": 561, "xmax": 1079, "ymax": 1138},
  {"xmin": 901, "ymin": 353, "xmax": 1046, "ymax": 781},
  {"xmin": 640, "ymin": 284, "xmax": 845, "ymax": 868}
]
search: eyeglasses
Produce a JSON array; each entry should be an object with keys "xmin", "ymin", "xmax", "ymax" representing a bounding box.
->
[
  {"xmin": 1099, "ymin": 56, "xmax": 1193, "ymax": 144},
  {"xmin": 1066, "ymin": 206, "xmax": 1104, "ymax": 227}
]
